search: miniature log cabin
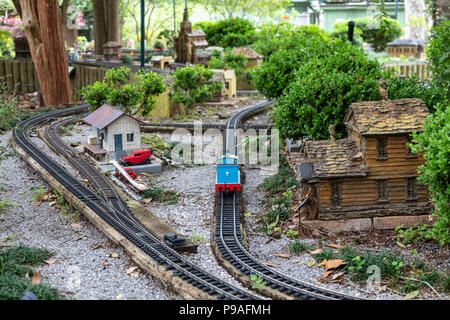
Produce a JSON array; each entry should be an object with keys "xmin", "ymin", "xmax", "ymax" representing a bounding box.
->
[
  {"xmin": 387, "ymin": 38, "xmax": 425, "ymax": 58},
  {"xmin": 290, "ymin": 98, "xmax": 432, "ymax": 221}
]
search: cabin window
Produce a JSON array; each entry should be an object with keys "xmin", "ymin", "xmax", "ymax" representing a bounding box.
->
[
  {"xmin": 330, "ymin": 181, "xmax": 341, "ymax": 206},
  {"xmin": 406, "ymin": 177, "xmax": 418, "ymax": 200},
  {"xmin": 377, "ymin": 179, "xmax": 389, "ymax": 202},
  {"xmin": 225, "ymin": 82, "xmax": 230, "ymax": 90},
  {"xmin": 127, "ymin": 133, "xmax": 134, "ymax": 143},
  {"xmin": 405, "ymin": 136, "xmax": 417, "ymax": 158},
  {"xmin": 376, "ymin": 137, "xmax": 388, "ymax": 160}
]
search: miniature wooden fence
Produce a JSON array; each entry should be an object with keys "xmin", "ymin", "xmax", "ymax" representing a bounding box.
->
[
  {"xmin": 0, "ymin": 59, "xmax": 40, "ymax": 92},
  {"xmin": 383, "ymin": 62, "xmax": 431, "ymax": 80}
]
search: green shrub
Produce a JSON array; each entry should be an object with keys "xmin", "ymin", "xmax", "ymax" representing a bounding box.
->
[
  {"xmin": 0, "ymin": 30, "xmax": 14, "ymax": 59},
  {"xmin": 289, "ymin": 240, "xmax": 313, "ymax": 254},
  {"xmin": 208, "ymin": 50, "xmax": 247, "ymax": 78},
  {"xmin": 426, "ymin": 21, "xmax": 450, "ymax": 99},
  {"xmin": 410, "ymin": 103, "xmax": 450, "ymax": 245},
  {"xmin": 170, "ymin": 65, "xmax": 222, "ymax": 112},
  {"xmin": 0, "ymin": 78, "xmax": 19, "ymax": 131},
  {"xmin": 356, "ymin": 16, "xmax": 402, "ymax": 52},
  {"xmin": 387, "ymin": 75, "xmax": 447, "ymax": 113},
  {"xmin": 271, "ymin": 40, "xmax": 383, "ymax": 140},
  {"xmin": 331, "ymin": 20, "xmax": 364, "ymax": 46},
  {"xmin": 81, "ymin": 67, "xmax": 166, "ymax": 116},
  {"xmin": 194, "ymin": 18, "xmax": 255, "ymax": 48}
]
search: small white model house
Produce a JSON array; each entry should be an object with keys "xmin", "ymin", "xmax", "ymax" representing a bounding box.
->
[{"xmin": 83, "ymin": 104, "xmax": 142, "ymax": 154}]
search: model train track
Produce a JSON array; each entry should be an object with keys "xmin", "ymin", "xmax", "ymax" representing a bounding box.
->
[
  {"xmin": 216, "ymin": 101, "xmax": 361, "ymax": 300},
  {"xmin": 14, "ymin": 106, "xmax": 259, "ymax": 300}
]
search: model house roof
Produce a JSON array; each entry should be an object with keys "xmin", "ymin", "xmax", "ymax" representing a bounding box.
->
[
  {"xmin": 387, "ymin": 38, "xmax": 425, "ymax": 47},
  {"xmin": 301, "ymin": 139, "xmax": 368, "ymax": 180},
  {"xmin": 232, "ymin": 47, "xmax": 264, "ymax": 60},
  {"xmin": 83, "ymin": 105, "xmax": 141, "ymax": 129},
  {"xmin": 188, "ymin": 29, "xmax": 206, "ymax": 37},
  {"xmin": 345, "ymin": 98, "xmax": 429, "ymax": 136}
]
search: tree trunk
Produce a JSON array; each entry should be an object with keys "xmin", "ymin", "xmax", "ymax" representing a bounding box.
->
[
  {"xmin": 92, "ymin": 0, "xmax": 120, "ymax": 55},
  {"xmin": 15, "ymin": 0, "xmax": 72, "ymax": 107}
]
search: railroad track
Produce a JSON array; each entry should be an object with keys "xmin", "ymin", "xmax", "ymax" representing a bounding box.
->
[
  {"xmin": 215, "ymin": 101, "xmax": 360, "ymax": 300},
  {"xmin": 14, "ymin": 106, "xmax": 260, "ymax": 300}
]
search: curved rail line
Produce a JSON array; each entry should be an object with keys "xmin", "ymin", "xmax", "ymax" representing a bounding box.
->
[
  {"xmin": 216, "ymin": 101, "xmax": 361, "ymax": 300},
  {"xmin": 14, "ymin": 106, "xmax": 259, "ymax": 300}
]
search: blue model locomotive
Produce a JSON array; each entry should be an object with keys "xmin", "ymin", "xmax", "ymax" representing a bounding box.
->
[{"xmin": 216, "ymin": 154, "xmax": 240, "ymax": 192}]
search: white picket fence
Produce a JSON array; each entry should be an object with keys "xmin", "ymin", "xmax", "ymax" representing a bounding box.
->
[{"xmin": 383, "ymin": 62, "xmax": 431, "ymax": 80}]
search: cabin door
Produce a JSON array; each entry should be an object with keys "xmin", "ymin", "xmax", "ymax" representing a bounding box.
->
[{"xmin": 114, "ymin": 134, "xmax": 123, "ymax": 151}]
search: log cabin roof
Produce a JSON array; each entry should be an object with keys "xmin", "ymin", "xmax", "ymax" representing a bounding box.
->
[
  {"xmin": 290, "ymin": 139, "xmax": 368, "ymax": 181},
  {"xmin": 345, "ymin": 98, "xmax": 429, "ymax": 136},
  {"xmin": 231, "ymin": 47, "xmax": 264, "ymax": 60}
]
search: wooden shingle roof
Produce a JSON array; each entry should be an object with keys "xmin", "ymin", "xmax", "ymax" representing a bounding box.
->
[{"xmin": 345, "ymin": 98, "xmax": 429, "ymax": 136}]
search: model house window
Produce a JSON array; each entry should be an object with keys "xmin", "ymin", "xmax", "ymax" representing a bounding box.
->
[
  {"xmin": 127, "ymin": 133, "xmax": 134, "ymax": 143},
  {"xmin": 405, "ymin": 136, "xmax": 417, "ymax": 158},
  {"xmin": 225, "ymin": 82, "xmax": 230, "ymax": 89},
  {"xmin": 377, "ymin": 179, "xmax": 389, "ymax": 202},
  {"xmin": 376, "ymin": 137, "xmax": 388, "ymax": 160},
  {"xmin": 330, "ymin": 181, "xmax": 341, "ymax": 206},
  {"xmin": 406, "ymin": 177, "xmax": 417, "ymax": 200}
]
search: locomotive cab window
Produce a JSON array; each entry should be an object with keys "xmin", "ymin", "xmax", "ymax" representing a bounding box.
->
[{"xmin": 376, "ymin": 137, "xmax": 388, "ymax": 160}]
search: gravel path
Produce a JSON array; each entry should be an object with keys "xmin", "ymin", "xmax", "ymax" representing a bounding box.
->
[
  {"xmin": 0, "ymin": 131, "xmax": 181, "ymax": 300},
  {"xmin": 242, "ymin": 166, "xmax": 450, "ymax": 300}
]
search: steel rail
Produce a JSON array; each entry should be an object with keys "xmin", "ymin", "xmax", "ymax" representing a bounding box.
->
[
  {"xmin": 14, "ymin": 107, "xmax": 260, "ymax": 300},
  {"xmin": 216, "ymin": 101, "xmax": 361, "ymax": 300}
]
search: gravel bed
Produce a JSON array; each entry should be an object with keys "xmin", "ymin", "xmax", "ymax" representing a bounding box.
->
[
  {"xmin": 242, "ymin": 166, "xmax": 450, "ymax": 300},
  {"xmin": 141, "ymin": 164, "xmax": 261, "ymax": 298},
  {"xmin": 0, "ymin": 131, "xmax": 181, "ymax": 300}
]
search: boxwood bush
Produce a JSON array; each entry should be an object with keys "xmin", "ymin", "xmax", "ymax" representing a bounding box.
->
[{"xmin": 193, "ymin": 18, "xmax": 255, "ymax": 48}]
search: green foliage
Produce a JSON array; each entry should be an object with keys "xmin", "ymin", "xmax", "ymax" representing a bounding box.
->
[
  {"xmin": 208, "ymin": 49, "xmax": 247, "ymax": 78},
  {"xmin": 142, "ymin": 187, "xmax": 178, "ymax": 204},
  {"xmin": 426, "ymin": 21, "xmax": 450, "ymax": 99},
  {"xmin": 0, "ymin": 245, "xmax": 61, "ymax": 300},
  {"xmin": 193, "ymin": 18, "xmax": 255, "ymax": 48},
  {"xmin": 410, "ymin": 103, "xmax": 450, "ymax": 245},
  {"xmin": 270, "ymin": 40, "xmax": 383, "ymax": 140},
  {"xmin": 395, "ymin": 223, "xmax": 434, "ymax": 244},
  {"xmin": 250, "ymin": 274, "xmax": 267, "ymax": 293},
  {"xmin": 170, "ymin": 65, "xmax": 222, "ymax": 112},
  {"xmin": 81, "ymin": 67, "xmax": 166, "ymax": 116},
  {"xmin": 0, "ymin": 30, "xmax": 13, "ymax": 59},
  {"xmin": 355, "ymin": 16, "xmax": 402, "ymax": 52},
  {"xmin": 121, "ymin": 55, "xmax": 134, "ymax": 65},
  {"xmin": 386, "ymin": 75, "xmax": 447, "ymax": 113},
  {"xmin": 0, "ymin": 78, "xmax": 19, "ymax": 132},
  {"xmin": 289, "ymin": 240, "xmax": 313, "ymax": 254},
  {"xmin": 189, "ymin": 231, "xmax": 208, "ymax": 244},
  {"xmin": 331, "ymin": 20, "xmax": 364, "ymax": 46}
]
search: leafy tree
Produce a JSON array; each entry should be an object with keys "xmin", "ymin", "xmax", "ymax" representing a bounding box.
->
[
  {"xmin": 81, "ymin": 67, "xmax": 166, "ymax": 116},
  {"xmin": 356, "ymin": 16, "xmax": 402, "ymax": 52},
  {"xmin": 0, "ymin": 30, "xmax": 13, "ymax": 59},
  {"xmin": 208, "ymin": 49, "xmax": 247, "ymax": 78},
  {"xmin": 426, "ymin": 21, "xmax": 450, "ymax": 99},
  {"xmin": 193, "ymin": 18, "xmax": 255, "ymax": 48},
  {"xmin": 170, "ymin": 65, "xmax": 222, "ymax": 112},
  {"xmin": 411, "ymin": 103, "xmax": 450, "ymax": 245},
  {"xmin": 267, "ymin": 39, "xmax": 383, "ymax": 140}
]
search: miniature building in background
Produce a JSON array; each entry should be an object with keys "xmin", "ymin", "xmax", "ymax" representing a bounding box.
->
[
  {"xmin": 151, "ymin": 55, "xmax": 173, "ymax": 70},
  {"xmin": 173, "ymin": 8, "xmax": 208, "ymax": 64},
  {"xmin": 83, "ymin": 105, "xmax": 142, "ymax": 156},
  {"xmin": 387, "ymin": 39, "xmax": 425, "ymax": 58},
  {"xmin": 232, "ymin": 47, "xmax": 264, "ymax": 69},
  {"xmin": 289, "ymin": 99, "xmax": 432, "ymax": 221},
  {"xmin": 103, "ymin": 41, "xmax": 122, "ymax": 61},
  {"xmin": 209, "ymin": 69, "xmax": 237, "ymax": 101}
]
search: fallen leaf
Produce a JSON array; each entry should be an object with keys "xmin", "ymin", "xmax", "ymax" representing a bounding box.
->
[
  {"xmin": 309, "ymin": 249, "xmax": 323, "ymax": 255},
  {"xmin": 44, "ymin": 258, "xmax": 57, "ymax": 265},
  {"xmin": 317, "ymin": 259, "xmax": 348, "ymax": 271},
  {"xmin": 130, "ymin": 271, "xmax": 140, "ymax": 277},
  {"xmin": 71, "ymin": 223, "xmax": 82, "ymax": 229},
  {"xmin": 263, "ymin": 262, "xmax": 278, "ymax": 268},
  {"xmin": 376, "ymin": 285, "xmax": 387, "ymax": 293},
  {"xmin": 76, "ymin": 235, "xmax": 87, "ymax": 241},
  {"xmin": 332, "ymin": 272, "xmax": 344, "ymax": 280},
  {"xmin": 91, "ymin": 244, "xmax": 104, "ymax": 250},
  {"xmin": 126, "ymin": 266, "xmax": 138, "ymax": 275},
  {"xmin": 321, "ymin": 271, "xmax": 333, "ymax": 279},
  {"xmin": 306, "ymin": 260, "xmax": 316, "ymax": 267},
  {"xmin": 33, "ymin": 201, "xmax": 41, "ymax": 206},
  {"xmin": 273, "ymin": 253, "xmax": 290, "ymax": 259},
  {"xmin": 103, "ymin": 261, "xmax": 110, "ymax": 267},
  {"xmin": 31, "ymin": 271, "xmax": 41, "ymax": 285},
  {"xmin": 48, "ymin": 201, "xmax": 56, "ymax": 207},
  {"xmin": 327, "ymin": 243, "xmax": 344, "ymax": 249},
  {"xmin": 396, "ymin": 241, "xmax": 406, "ymax": 248},
  {"xmin": 109, "ymin": 253, "xmax": 119, "ymax": 259},
  {"xmin": 404, "ymin": 290, "xmax": 420, "ymax": 300},
  {"xmin": 143, "ymin": 198, "xmax": 153, "ymax": 204}
]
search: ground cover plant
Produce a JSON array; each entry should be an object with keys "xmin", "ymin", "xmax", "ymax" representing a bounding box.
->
[{"xmin": 0, "ymin": 245, "xmax": 61, "ymax": 300}]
